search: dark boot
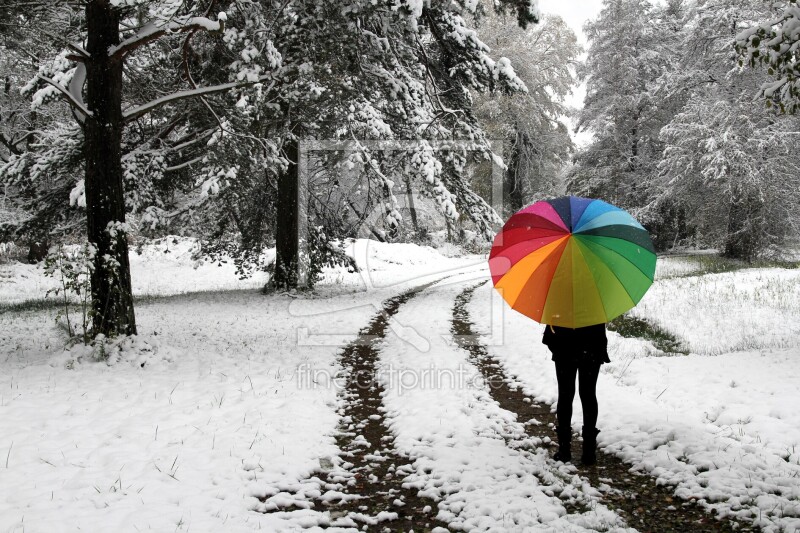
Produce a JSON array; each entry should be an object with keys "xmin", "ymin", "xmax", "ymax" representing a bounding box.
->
[
  {"xmin": 552, "ymin": 426, "xmax": 572, "ymax": 462},
  {"xmin": 581, "ymin": 427, "xmax": 600, "ymax": 466}
]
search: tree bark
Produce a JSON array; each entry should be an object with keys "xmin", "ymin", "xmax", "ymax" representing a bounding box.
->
[
  {"xmin": 383, "ymin": 181, "xmax": 399, "ymax": 241},
  {"xmin": 84, "ymin": 0, "xmax": 136, "ymax": 336},
  {"xmin": 723, "ymin": 186, "xmax": 762, "ymax": 262},
  {"xmin": 404, "ymin": 176, "xmax": 420, "ymax": 237},
  {"xmin": 272, "ymin": 138, "xmax": 299, "ymax": 289},
  {"xmin": 504, "ymin": 128, "xmax": 526, "ymax": 216}
]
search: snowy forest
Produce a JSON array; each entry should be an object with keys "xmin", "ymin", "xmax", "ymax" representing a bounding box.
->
[
  {"xmin": 3, "ymin": 1, "xmax": 800, "ymax": 532},
  {"xmin": 1, "ymin": 0, "xmax": 799, "ymax": 338}
]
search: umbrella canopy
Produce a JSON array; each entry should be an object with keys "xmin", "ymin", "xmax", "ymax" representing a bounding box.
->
[{"xmin": 489, "ymin": 196, "xmax": 656, "ymax": 328}]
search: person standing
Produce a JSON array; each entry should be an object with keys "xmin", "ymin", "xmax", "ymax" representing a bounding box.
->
[{"xmin": 542, "ymin": 324, "xmax": 609, "ymax": 465}]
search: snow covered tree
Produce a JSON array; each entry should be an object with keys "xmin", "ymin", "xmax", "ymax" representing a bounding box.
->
[
  {"xmin": 568, "ymin": 0, "xmax": 684, "ymax": 211},
  {"xmin": 0, "ymin": 5, "xmax": 84, "ymax": 258},
  {"xmin": 2, "ymin": 1, "xmax": 272, "ymax": 336},
  {"xmin": 1, "ymin": 0, "xmax": 541, "ymax": 314},
  {"xmin": 735, "ymin": 0, "xmax": 800, "ymax": 114},
  {"xmin": 195, "ymin": 0, "xmax": 542, "ymax": 289},
  {"xmin": 474, "ymin": 12, "xmax": 580, "ymax": 214},
  {"xmin": 659, "ymin": 95, "xmax": 800, "ymax": 259},
  {"xmin": 655, "ymin": 0, "xmax": 800, "ymax": 259}
]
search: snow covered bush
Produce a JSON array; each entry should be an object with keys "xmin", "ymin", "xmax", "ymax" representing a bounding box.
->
[{"xmin": 43, "ymin": 243, "xmax": 96, "ymax": 343}]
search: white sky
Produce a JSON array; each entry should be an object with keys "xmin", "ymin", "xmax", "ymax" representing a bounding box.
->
[
  {"xmin": 538, "ymin": 0, "xmax": 603, "ymax": 47},
  {"xmin": 537, "ymin": 0, "xmax": 605, "ymax": 146}
]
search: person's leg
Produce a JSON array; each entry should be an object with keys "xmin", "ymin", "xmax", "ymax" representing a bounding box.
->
[
  {"xmin": 577, "ymin": 360, "xmax": 601, "ymax": 429},
  {"xmin": 553, "ymin": 357, "xmax": 578, "ymax": 461},
  {"xmin": 555, "ymin": 358, "xmax": 578, "ymax": 430},
  {"xmin": 577, "ymin": 360, "xmax": 602, "ymax": 465}
]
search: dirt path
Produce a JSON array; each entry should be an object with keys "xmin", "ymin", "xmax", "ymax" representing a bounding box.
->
[
  {"xmin": 261, "ymin": 284, "xmax": 449, "ymax": 531},
  {"xmin": 451, "ymin": 282, "xmax": 758, "ymax": 533}
]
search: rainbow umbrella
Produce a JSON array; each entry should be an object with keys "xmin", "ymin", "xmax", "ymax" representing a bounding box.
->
[{"xmin": 489, "ymin": 196, "xmax": 656, "ymax": 328}]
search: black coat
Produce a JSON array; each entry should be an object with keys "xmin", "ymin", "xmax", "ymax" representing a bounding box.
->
[{"xmin": 542, "ymin": 324, "xmax": 610, "ymax": 364}]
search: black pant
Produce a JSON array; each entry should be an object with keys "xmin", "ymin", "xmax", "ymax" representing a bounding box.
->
[{"xmin": 555, "ymin": 357, "xmax": 601, "ymax": 431}]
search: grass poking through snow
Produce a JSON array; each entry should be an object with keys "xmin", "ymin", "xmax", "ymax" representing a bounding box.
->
[{"xmin": 607, "ymin": 314, "xmax": 688, "ymax": 355}]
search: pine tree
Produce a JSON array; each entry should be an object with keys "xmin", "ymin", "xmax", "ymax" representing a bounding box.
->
[
  {"xmin": 2, "ymin": 1, "xmax": 272, "ymax": 336},
  {"xmin": 1, "ymin": 0, "xmax": 542, "ymax": 311},
  {"xmin": 201, "ymin": 0, "xmax": 542, "ymax": 289}
]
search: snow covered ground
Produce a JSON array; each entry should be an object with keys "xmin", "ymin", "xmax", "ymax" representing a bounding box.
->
[
  {"xmin": 0, "ymin": 239, "xmax": 480, "ymax": 532},
  {"xmin": 469, "ymin": 268, "xmax": 800, "ymax": 531},
  {"xmin": 0, "ymin": 237, "xmax": 269, "ymax": 305},
  {"xmin": 2, "ymin": 239, "xmax": 799, "ymax": 531},
  {"xmin": 376, "ymin": 277, "xmax": 629, "ymax": 532}
]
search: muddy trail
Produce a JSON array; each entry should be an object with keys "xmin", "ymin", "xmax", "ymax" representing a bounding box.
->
[
  {"xmin": 261, "ymin": 284, "xmax": 449, "ymax": 531},
  {"xmin": 451, "ymin": 283, "xmax": 758, "ymax": 533}
]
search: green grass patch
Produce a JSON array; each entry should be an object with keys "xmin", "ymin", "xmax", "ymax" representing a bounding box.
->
[
  {"xmin": 0, "ymin": 288, "xmax": 265, "ymax": 316},
  {"xmin": 671, "ymin": 254, "xmax": 799, "ymax": 278},
  {"xmin": 0, "ymin": 298, "xmax": 61, "ymax": 315},
  {"xmin": 608, "ymin": 314, "xmax": 688, "ymax": 355}
]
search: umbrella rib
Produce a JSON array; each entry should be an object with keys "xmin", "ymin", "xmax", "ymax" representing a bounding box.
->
[
  {"xmin": 495, "ymin": 236, "xmax": 569, "ymax": 308},
  {"xmin": 571, "ymin": 240, "xmax": 615, "ymax": 321},
  {"xmin": 490, "ymin": 234, "xmax": 567, "ymax": 265},
  {"xmin": 578, "ymin": 236, "xmax": 655, "ymax": 281},
  {"xmin": 577, "ymin": 239, "xmax": 649, "ymax": 305},
  {"xmin": 511, "ymin": 238, "xmax": 570, "ymax": 319}
]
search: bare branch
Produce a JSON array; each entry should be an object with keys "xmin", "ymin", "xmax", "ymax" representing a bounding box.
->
[
  {"xmin": 0, "ymin": 134, "xmax": 22, "ymax": 157},
  {"xmin": 34, "ymin": 27, "xmax": 89, "ymax": 61},
  {"xmin": 164, "ymin": 156, "xmax": 203, "ymax": 172}
]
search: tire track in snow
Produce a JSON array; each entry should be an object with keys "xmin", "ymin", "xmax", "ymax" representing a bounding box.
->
[
  {"xmin": 379, "ymin": 280, "xmax": 627, "ymax": 531},
  {"xmin": 451, "ymin": 282, "xmax": 758, "ymax": 533},
  {"xmin": 259, "ymin": 283, "xmax": 450, "ymax": 531}
]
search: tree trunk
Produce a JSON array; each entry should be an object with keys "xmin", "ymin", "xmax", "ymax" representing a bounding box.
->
[
  {"xmin": 383, "ymin": 181, "xmax": 399, "ymax": 241},
  {"xmin": 272, "ymin": 138, "xmax": 299, "ymax": 289},
  {"xmin": 84, "ymin": 0, "xmax": 136, "ymax": 336},
  {"xmin": 405, "ymin": 176, "xmax": 420, "ymax": 237},
  {"xmin": 504, "ymin": 129, "xmax": 526, "ymax": 215},
  {"xmin": 723, "ymin": 186, "xmax": 762, "ymax": 262}
]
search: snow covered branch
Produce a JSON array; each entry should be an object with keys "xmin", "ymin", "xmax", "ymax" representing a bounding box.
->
[
  {"xmin": 123, "ymin": 78, "xmax": 274, "ymax": 122},
  {"xmin": 735, "ymin": 1, "xmax": 800, "ymax": 113},
  {"xmin": 37, "ymin": 75, "xmax": 92, "ymax": 118},
  {"xmin": 109, "ymin": 16, "xmax": 225, "ymax": 60},
  {"xmin": 67, "ymin": 63, "xmax": 88, "ymax": 123}
]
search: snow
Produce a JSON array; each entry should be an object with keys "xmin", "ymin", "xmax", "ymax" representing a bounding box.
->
[
  {"xmin": 632, "ymin": 267, "xmax": 800, "ymax": 354},
  {"xmin": 468, "ymin": 262, "xmax": 800, "ymax": 531},
  {"xmin": 109, "ymin": 17, "xmax": 222, "ymax": 57},
  {"xmin": 1, "ymin": 237, "xmax": 262, "ymax": 305},
  {"xmin": 0, "ymin": 239, "xmax": 480, "ymax": 532},
  {"xmin": 376, "ymin": 277, "xmax": 629, "ymax": 531},
  {"xmin": 123, "ymin": 78, "xmax": 273, "ymax": 122},
  {"xmin": 2, "ymin": 245, "xmax": 800, "ymax": 531},
  {"xmin": 68, "ymin": 179, "xmax": 86, "ymax": 208},
  {"xmin": 1, "ymin": 292, "xmax": 345, "ymax": 531}
]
